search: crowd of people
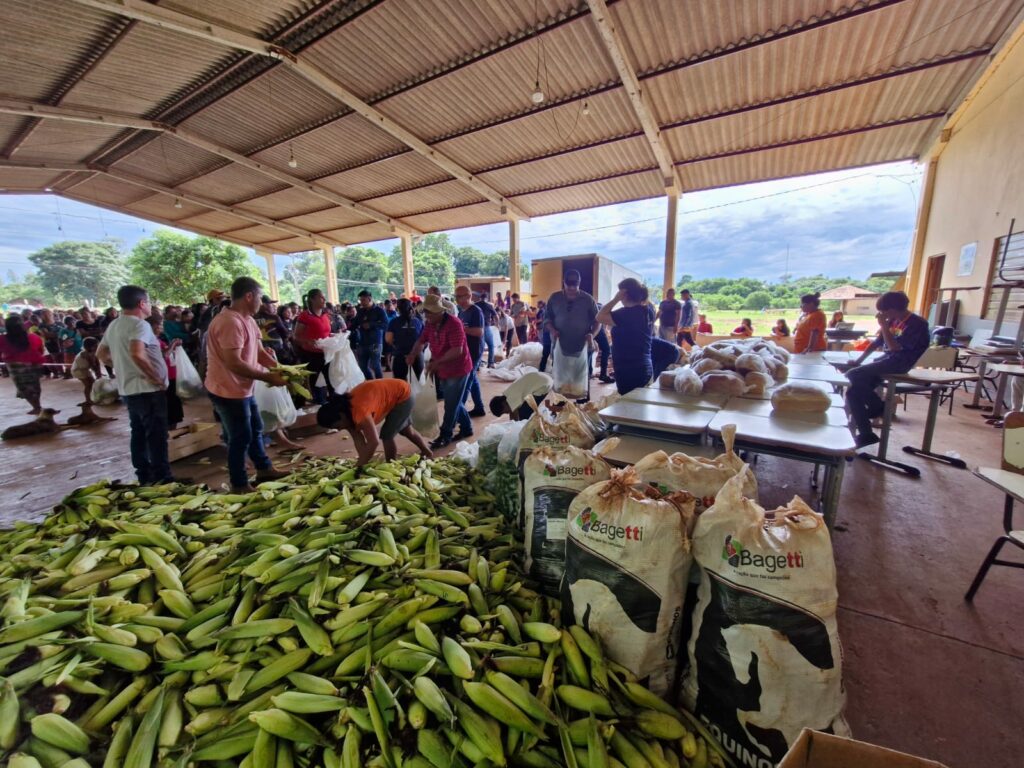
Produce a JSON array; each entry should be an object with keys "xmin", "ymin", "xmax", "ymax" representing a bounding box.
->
[{"xmin": 1, "ymin": 270, "xmax": 931, "ymax": 488}]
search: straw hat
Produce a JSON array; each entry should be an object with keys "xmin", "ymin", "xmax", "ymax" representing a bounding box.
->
[{"xmin": 421, "ymin": 294, "xmax": 446, "ymax": 314}]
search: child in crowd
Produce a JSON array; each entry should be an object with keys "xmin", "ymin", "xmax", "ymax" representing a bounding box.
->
[
  {"xmin": 58, "ymin": 316, "xmax": 83, "ymax": 377},
  {"xmin": 772, "ymin": 318, "xmax": 790, "ymax": 337},
  {"xmin": 732, "ymin": 318, "xmax": 754, "ymax": 337},
  {"xmin": 149, "ymin": 316, "xmax": 185, "ymax": 430},
  {"xmin": 696, "ymin": 313, "xmax": 713, "ymax": 334},
  {"xmin": 71, "ymin": 337, "xmax": 102, "ymax": 403}
]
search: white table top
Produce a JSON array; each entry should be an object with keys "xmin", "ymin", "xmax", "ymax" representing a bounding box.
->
[
  {"xmin": 723, "ymin": 396, "xmax": 850, "ymax": 427},
  {"xmin": 975, "ymin": 466, "xmax": 1024, "ymax": 503},
  {"xmin": 886, "ymin": 368, "xmax": 978, "ymax": 385},
  {"xmin": 599, "ymin": 401, "xmax": 716, "ymax": 434},
  {"xmin": 987, "ymin": 363, "xmax": 1024, "ymax": 376},
  {"xmin": 708, "ymin": 410, "xmax": 856, "ymax": 456},
  {"xmin": 787, "ymin": 366, "xmax": 849, "ymax": 386},
  {"xmin": 597, "ymin": 434, "xmax": 717, "ymax": 466},
  {"xmin": 738, "ymin": 388, "xmax": 845, "ymax": 407},
  {"xmin": 623, "ymin": 386, "xmax": 729, "ymax": 410}
]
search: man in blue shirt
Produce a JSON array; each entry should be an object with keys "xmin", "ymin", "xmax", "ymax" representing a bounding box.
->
[
  {"xmin": 354, "ymin": 290, "xmax": 388, "ymax": 380},
  {"xmin": 455, "ymin": 285, "xmax": 487, "ymax": 417},
  {"xmin": 382, "ymin": 299, "xmax": 398, "ymax": 372},
  {"xmin": 846, "ymin": 291, "xmax": 930, "ymax": 447}
]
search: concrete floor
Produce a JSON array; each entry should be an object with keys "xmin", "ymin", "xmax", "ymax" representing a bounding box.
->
[{"xmin": 0, "ymin": 371, "xmax": 1021, "ymax": 767}]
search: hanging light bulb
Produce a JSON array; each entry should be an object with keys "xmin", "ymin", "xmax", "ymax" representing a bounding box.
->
[
  {"xmin": 582, "ymin": 101, "xmax": 590, "ymax": 116},
  {"xmin": 174, "ymin": 198, "xmax": 182, "ymax": 209},
  {"xmin": 531, "ymin": 81, "xmax": 545, "ymax": 104},
  {"xmin": 288, "ymin": 143, "xmax": 298, "ymax": 169}
]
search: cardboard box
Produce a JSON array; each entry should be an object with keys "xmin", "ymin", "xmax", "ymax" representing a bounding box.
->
[
  {"xmin": 779, "ymin": 729, "xmax": 949, "ymax": 768},
  {"xmin": 167, "ymin": 422, "xmax": 221, "ymax": 462}
]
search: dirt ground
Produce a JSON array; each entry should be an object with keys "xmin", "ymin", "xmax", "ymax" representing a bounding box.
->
[{"xmin": 0, "ymin": 369, "xmax": 1021, "ymax": 767}]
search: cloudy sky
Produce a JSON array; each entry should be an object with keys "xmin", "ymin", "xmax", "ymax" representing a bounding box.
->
[{"xmin": 0, "ymin": 161, "xmax": 922, "ymax": 285}]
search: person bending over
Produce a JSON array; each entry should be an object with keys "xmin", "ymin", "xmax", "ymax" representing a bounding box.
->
[
  {"xmin": 489, "ymin": 371, "xmax": 553, "ymax": 421},
  {"xmin": 317, "ymin": 379, "xmax": 432, "ymax": 465}
]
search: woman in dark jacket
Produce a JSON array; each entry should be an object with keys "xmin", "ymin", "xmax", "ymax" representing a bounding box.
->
[{"xmin": 385, "ymin": 298, "xmax": 424, "ymax": 383}]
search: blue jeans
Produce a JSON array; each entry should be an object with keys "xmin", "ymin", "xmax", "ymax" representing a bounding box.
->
[
  {"xmin": 124, "ymin": 391, "xmax": 172, "ymax": 484},
  {"xmin": 463, "ymin": 358, "xmax": 484, "ymax": 412},
  {"xmin": 357, "ymin": 344, "xmax": 383, "ymax": 380},
  {"xmin": 440, "ymin": 375, "xmax": 471, "ymax": 440},
  {"xmin": 483, "ymin": 327, "xmax": 496, "ymax": 367},
  {"xmin": 209, "ymin": 393, "xmax": 272, "ymax": 488}
]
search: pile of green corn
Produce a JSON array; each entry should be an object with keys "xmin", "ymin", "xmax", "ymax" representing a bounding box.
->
[{"xmin": 0, "ymin": 456, "xmax": 729, "ymax": 768}]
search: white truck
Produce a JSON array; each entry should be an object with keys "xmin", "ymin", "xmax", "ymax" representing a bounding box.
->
[{"xmin": 528, "ymin": 253, "xmax": 642, "ymax": 305}]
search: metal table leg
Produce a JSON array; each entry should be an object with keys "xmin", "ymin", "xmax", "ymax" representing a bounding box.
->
[
  {"xmin": 990, "ymin": 371, "xmax": 1009, "ymax": 420},
  {"xmin": 965, "ymin": 358, "xmax": 992, "ymax": 411},
  {"xmin": 820, "ymin": 458, "xmax": 845, "ymax": 530},
  {"xmin": 902, "ymin": 385, "xmax": 967, "ymax": 469},
  {"xmin": 859, "ymin": 378, "xmax": 921, "ymax": 476}
]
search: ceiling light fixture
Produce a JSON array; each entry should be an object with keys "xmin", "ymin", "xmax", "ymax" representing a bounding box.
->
[
  {"xmin": 582, "ymin": 101, "xmax": 590, "ymax": 116},
  {"xmin": 288, "ymin": 143, "xmax": 298, "ymax": 169},
  {"xmin": 174, "ymin": 198, "xmax": 183, "ymax": 209},
  {"xmin": 531, "ymin": 82, "xmax": 545, "ymax": 104}
]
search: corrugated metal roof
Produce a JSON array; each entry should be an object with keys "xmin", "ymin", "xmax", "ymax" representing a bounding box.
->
[{"xmin": 0, "ymin": 0, "xmax": 1020, "ymax": 253}]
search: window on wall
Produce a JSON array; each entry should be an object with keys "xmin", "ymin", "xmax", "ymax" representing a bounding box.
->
[{"xmin": 984, "ymin": 229, "xmax": 1024, "ymax": 321}]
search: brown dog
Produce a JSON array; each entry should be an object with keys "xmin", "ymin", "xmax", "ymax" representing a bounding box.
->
[
  {"xmin": 65, "ymin": 402, "xmax": 117, "ymax": 428},
  {"xmin": 1, "ymin": 408, "xmax": 61, "ymax": 440}
]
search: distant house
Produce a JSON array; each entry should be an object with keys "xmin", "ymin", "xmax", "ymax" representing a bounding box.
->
[{"xmin": 819, "ymin": 285, "xmax": 880, "ymax": 315}]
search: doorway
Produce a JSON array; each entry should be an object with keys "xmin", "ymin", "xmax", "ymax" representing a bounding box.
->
[{"xmin": 922, "ymin": 254, "xmax": 945, "ymax": 320}]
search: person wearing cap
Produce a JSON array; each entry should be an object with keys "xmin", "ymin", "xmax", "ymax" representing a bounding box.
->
[
  {"xmin": 316, "ymin": 378, "xmax": 432, "ymax": 465},
  {"xmin": 406, "ymin": 293, "xmax": 474, "ymax": 449},
  {"xmin": 198, "ymin": 289, "xmax": 226, "ymax": 333},
  {"xmin": 544, "ymin": 270, "xmax": 599, "ymax": 397},
  {"xmin": 255, "ymin": 294, "xmax": 288, "ymax": 360}
]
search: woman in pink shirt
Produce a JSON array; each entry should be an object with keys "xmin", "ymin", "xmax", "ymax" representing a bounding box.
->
[
  {"xmin": 205, "ymin": 277, "xmax": 290, "ymax": 492},
  {"xmin": 407, "ymin": 294, "xmax": 473, "ymax": 449},
  {"xmin": 292, "ymin": 288, "xmax": 331, "ymax": 404}
]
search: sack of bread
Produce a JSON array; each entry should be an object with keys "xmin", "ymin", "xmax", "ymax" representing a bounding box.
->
[
  {"xmin": 770, "ymin": 381, "xmax": 832, "ymax": 413},
  {"xmin": 700, "ymin": 370, "xmax": 746, "ymax": 396}
]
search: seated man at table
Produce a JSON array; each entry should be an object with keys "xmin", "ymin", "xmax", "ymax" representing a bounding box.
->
[
  {"xmin": 490, "ymin": 371, "xmax": 553, "ymax": 421},
  {"xmin": 845, "ymin": 291, "xmax": 930, "ymax": 448}
]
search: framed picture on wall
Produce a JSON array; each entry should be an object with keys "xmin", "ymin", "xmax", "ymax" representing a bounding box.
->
[{"xmin": 958, "ymin": 242, "xmax": 977, "ymax": 276}]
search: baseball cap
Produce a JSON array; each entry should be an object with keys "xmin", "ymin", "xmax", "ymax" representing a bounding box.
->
[
  {"xmin": 206, "ymin": 289, "xmax": 225, "ymax": 302},
  {"xmin": 261, "ymin": 295, "xmax": 278, "ymax": 304},
  {"xmin": 564, "ymin": 270, "xmax": 581, "ymax": 285}
]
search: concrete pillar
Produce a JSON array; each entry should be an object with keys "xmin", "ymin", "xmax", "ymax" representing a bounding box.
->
[
  {"xmin": 905, "ymin": 157, "xmax": 938, "ymax": 314},
  {"xmin": 509, "ymin": 218, "xmax": 521, "ymax": 295},
  {"xmin": 400, "ymin": 234, "xmax": 414, "ymax": 297},
  {"xmin": 321, "ymin": 244, "xmax": 339, "ymax": 304},
  {"xmin": 256, "ymin": 247, "xmax": 279, "ymax": 301},
  {"xmin": 663, "ymin": 191, "xmax": 679, "ymax": 294}
]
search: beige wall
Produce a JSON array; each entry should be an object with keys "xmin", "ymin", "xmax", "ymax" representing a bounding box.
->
[
  {"xmin": 843, "ymin": 297, "xmax": 878, "ymax": 315},
  {"xmin": 912, "ymin": 28, "xmax": 1024, "ymax": 332}
]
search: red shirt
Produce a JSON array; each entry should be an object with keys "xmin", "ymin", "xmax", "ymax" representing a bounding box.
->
[
  {"xmin": 0, "ymin": 333, "xmax": 46, "ymax": 365},
  {"xmin": 296, "ymin": 310, "xmax": 331, "ymax": 344},
  {"xmin": 420, "ymin": 314, "xmax": 472, "ymax": 379}
]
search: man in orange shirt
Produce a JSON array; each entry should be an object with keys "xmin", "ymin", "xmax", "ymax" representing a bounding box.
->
[{"xmin": 317, "ymin": 378, "xmax": 432, "ymax": 465}]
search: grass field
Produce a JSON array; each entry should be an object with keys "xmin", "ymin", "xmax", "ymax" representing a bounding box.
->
[{"xmin": 695, "ymin": 310, "xmax": 875, "ymax": 337}]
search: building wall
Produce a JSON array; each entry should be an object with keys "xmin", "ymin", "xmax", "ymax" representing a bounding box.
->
[
  {"xmin": 843, "ymin": 297, "xmax": 879, "ymax": 315},
  {"xmin": 914, "ymin": 29, "xmax": 1024, "ymax": 334}
]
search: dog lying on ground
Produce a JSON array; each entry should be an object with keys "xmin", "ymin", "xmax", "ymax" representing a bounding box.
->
[
  {"xmin": 65, "ymin": 402, "xmax": 116, "ymax": 428},
  {"xmin": 1, "ymin": 408, "xmax": 62, "ymax": 440}
]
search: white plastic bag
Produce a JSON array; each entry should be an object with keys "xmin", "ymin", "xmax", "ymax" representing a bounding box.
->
[
  {"xmin": 452, "ymin": 440, "xmax": 479, "ymax": 467},
  {"xmin": 92, "ymin": 377, "xmax": 119, "ymax": 405},
  {"xmin": 498, "ymin": 419, "xmax": 528, "ymax": 463},
  {"xmin": 254, "ymin": 379, "xmax": 297, "ymax": 432},
  {"xmin": 172, "ymin": 347, "xmax": 204, "ymax": 399},
  {"xmin": 683, "ymin": 473, "xmax": 847, "ymax": 765},
  {"xmin": 316, "ymin": 332, "xmax": 364, "ymax": 395},
  {"xmin": 409, "ymin": 367, "xmax": 439, "ymax": 440},
  {"xmin": 551, "ymin": 340, "xmax": 589, "ymax": 399},
  {"xmin": 562, "ymin": 468, "xmax": 696, "ymax": 694}
]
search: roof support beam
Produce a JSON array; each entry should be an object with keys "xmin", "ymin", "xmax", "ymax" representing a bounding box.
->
[
  {"xmin": 585, "ymin": 0, "xmax": 679, "ymax": 192},
  {"xmin": 663, "ymin": 191, "xmax": 678, "ymax": 295},
  {"xmin": 0, "ymin": 97, "xmax": 421, "ymax": 236},
  {"xmin": 0, "ymin": 157, "xmax": 347, "ymax": 249},
  {"xmin": 69, "ymin": 0, "xmax": 530, "ymax": 221}
]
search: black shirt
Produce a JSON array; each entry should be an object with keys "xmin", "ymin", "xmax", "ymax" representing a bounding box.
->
[
  {"xmin": 458, "ymin": 303, "xmax": 485, "ymax": 363},
  {"xmin": 870, "ymin": 313, "xmax": 930, "ymax": 371},
  {"xmin": 611, "ymin": 304, "xmax": 654, "ymax": 371},
  {"xmin": 475, "ymin": 300, "xmax": 497, "ymax": 327}
]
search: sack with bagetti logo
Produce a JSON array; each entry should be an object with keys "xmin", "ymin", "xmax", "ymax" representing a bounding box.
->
[
  {"xmin": 632, "ymin": 423, "xmax": 757, "ymax": 513},
  {"xmin": 523, "ymin": 444, "xmax": 613, "ymax": 596},
  {"xmin": 517, "ymin": 399, "xmax": 597, "ymax": 465},
  {"xmin": 561, "ymin": 468, "xmax": 695, "ymax": 695},
  {"xmin": 683, "ymin": 472, "xmax": 848, "ymax": 767}
]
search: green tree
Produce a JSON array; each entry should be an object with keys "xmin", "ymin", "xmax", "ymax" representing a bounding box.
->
[
  {"xmin": 29, "ymin": 240, "xmax": 129, "ymax": 307},
  {"xmin": 336, "ymin": 246, "xmax": 394, "ymax": 302},
  {"xmin": 0, "ymin": 272, "xmax": 60, "ymax": 306},
  {"xmin": 743, "ymin": 290, "xmax": 773, "ymax": 310},
  {"xmin": 128, "ymin": 230, "xmax": 259, "ymax": 305}
]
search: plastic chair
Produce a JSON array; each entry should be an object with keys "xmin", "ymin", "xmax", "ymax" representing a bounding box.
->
[{"xmin": 965, "ymin": 411, "xmax": 1024, "ymax": 600}]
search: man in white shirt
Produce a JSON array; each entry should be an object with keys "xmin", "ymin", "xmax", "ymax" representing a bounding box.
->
[{"xmin": 489, "ymin": 371, "xmax": 553, "ymax": 420}]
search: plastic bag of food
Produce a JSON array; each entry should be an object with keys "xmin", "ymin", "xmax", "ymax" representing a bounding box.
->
[
  {"xmin": 523, "ymin": 445, "xmax": 611, "ymax": 595},
  {"xmin": 772, "ymin": 361, "xmax": 790, "ymax": 382},
  {"xmin": 452, "ymin": 440, "xmax": 479, "ymax": 468},
  {"xmin": 744, "ymin": 371, "xmax": 773, "ymax": 396},
  {"xmin": 700, "ymin": 370, "xmax": 746, "ymax": 396},
  {"xmin": 771, "ymin": 381, "xmax": 831, "ymax": 413},
  {"xmin": 316, "ymin": 332, "xmax": 365, "ymax": 395},
  {"xmin": 673, "ymin": 367, "xmax": 703, "ymax": 396},
  {"xmin": 691, "ymin": 358, "xmax": 723, "ymax": 376},
  {"xmin": 633, "ymin": 423, "xmax": 757, "ymax": 512},
  {"xmin": 479, "ymin": 420, "xmax": 517, "ymax": 475},
  {"xmin": 683, "ymin": 473, "xmax": 848, "ymax": 765},
  {"xmin": 517, "ymin": 402, "xmax": 596, "ymax": 462},
  {"xmin": 92, "ymin": 377, "xmax": 119, "ymax": 405},
  {"xmin": 562, "ymin": 468, "xmax": 696, "ymax": 694},
  {"xmin": 551, "ymin": 340, "xmax": 589, "ymax": 400},
  {"xmin": 498, "ymin": 419, "xmax": 528, "ymax": 463},
  {"xmin": 408, "ymin": 366, "xmax": 440, "ymax": 440},
  {"xmin": 735, "ymin": 352, "xmax": 768, "ymax": 376},
  {"xmin": 254, "ymin": 379, "xmax": 297, "ymax": 431},
  {"xmin": 172, "ymin": 347, "xmax": 204, "ymax": 399}
]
